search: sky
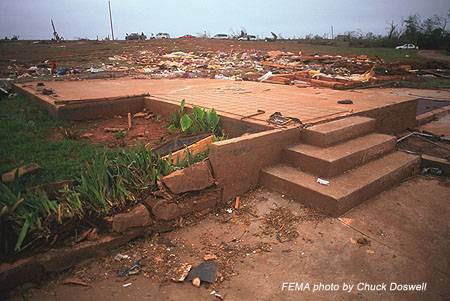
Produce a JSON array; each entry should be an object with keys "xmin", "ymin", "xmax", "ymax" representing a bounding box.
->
[{"xmin": 0, "ymin": 0, "xmax": 449, "ymax": 40}]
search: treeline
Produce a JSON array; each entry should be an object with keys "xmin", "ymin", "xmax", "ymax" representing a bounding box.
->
[{"xmin": 302, "ymin": 12, "xmax": 450, "ymax": 51}]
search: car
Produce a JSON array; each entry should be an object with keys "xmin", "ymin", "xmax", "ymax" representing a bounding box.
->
[
  {"xmin": 212, "ymin": 34, "xmax": 229, "ymax": 40},
  {"xmin": 155, "ymin": 32, "xmax": 170, "ymax": 39},
  {"xmin": 179, "ymin": 34, "xmax": 196, "ymax": 38},
  {"xmin": 238, "ymin": 35, "xmax": 257, "ymax": 41},
  {"xmin": 125, "ymin": 32, "xmax": 146, "ymax": 40},
  {"xmin": 395, "ymin": 44, "xmax": 418, "ymax": 49}
]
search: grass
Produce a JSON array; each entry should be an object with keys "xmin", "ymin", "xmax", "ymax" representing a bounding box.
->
[
  {"xmin": 0, "ymin": 94, "xmax": 212, "ymax": 253},
  {"xmin": 0, "ymin": 94, "xmax": 99, "ymax": 188},
  {"xmin": 292, "ymin": 43, "xmax": 423, "ymax": 63},
  {"xmin": 400, "ymin": 76, "xmax": 450, "ymax": 89}
]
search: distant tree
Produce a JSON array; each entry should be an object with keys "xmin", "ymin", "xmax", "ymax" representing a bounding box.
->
[
  {"xmin": 402, "ymin": 14, "xmax": 421, "ymax": 41},
  {"xmin": 11, "ymin": 35, "xmax": 19, "ymax": 40},
  {"xmin": 386, "ymin": 20, "xmax": 399, "ymax": 39}
]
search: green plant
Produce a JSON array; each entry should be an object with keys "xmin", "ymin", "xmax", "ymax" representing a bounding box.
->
[
  {"xmin": 173, "ymin": 99, "xmax": 221, "ymax": 136},
  {"xmin": 167, "ymin": 124, "xmax": 176, "ymax": 135}
]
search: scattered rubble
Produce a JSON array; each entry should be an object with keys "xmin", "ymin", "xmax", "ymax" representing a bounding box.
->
[{"xmin": 0, "ymin": 45, "xmax": 424, "ymax": 90}]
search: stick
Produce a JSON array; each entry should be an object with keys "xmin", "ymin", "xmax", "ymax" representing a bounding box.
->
[
  {"xmin": 128, "ymin": 112, "xmax": 131, "ymax": 130},
  {"xmin": 234, "ymin": 196, "xmax": 240, "ymax": 209}
]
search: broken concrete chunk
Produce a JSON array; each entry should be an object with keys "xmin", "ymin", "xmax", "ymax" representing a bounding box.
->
[
  {"xmin": 162, "ymin": 161, "xmax": 214, "ymax": 194},
  {"xmin": 2, "ymin": 163, "xmax": 42, "ymax": 183},
  {"xmin": 151, "ymin": 190, "xmax": 219, "ymax": 221},
  {"xmin": 171, "ymin": 263, "xmax": 192, "ymax": 282},
  {"xmin": 152, "ymin": 201, "xmax": 180, "ymax": 221},
  {"xmin": 112, "ymin": 204, "xmax": 151, "ymax": 232}
]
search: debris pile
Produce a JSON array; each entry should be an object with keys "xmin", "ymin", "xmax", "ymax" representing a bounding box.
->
[
  {"xmin": 261, "ymin": 207, "xmax": 300, "ymax": 243},
  {"xmin": 1, "ymin": 48, "xmax": 418, "ymax": 90}
]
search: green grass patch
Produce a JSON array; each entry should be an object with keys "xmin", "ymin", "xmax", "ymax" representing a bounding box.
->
[
  {"xmin": 400, "ymin": 76, "xmax": 450, "ymax": 89},
  {"xmin": 0, "ymin": 94, "xmax": 99, "ymax": 188}
]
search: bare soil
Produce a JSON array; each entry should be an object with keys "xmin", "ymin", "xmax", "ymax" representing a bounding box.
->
[
  {"xmin": 64, "ymin": 114, "xmax": 171, "ymax": 148},
  {"xmin": 418, "ymin": 50, "xmax": 450, "ymax": 63},
  {"xmin": 5, "ymin": 175, "xmax": 450, "ymax": 300}
]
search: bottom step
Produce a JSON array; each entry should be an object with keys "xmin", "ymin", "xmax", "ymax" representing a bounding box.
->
[{"xmin": 260, "ymin": 152, "xmax": 420, "ymax": 216}]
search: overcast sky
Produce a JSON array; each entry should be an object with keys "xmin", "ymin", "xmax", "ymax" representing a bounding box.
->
[{"xmin": 0, "ymin": 0, "xmax": 449, "ymax": 40}]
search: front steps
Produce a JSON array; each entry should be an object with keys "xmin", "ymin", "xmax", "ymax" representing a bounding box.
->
[{"xmin": 261, "ymin": 117, "xmax": 419, "ymax": 216}]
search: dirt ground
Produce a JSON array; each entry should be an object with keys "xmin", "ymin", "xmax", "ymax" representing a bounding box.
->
[
  {"xmin": 59, "ymin": 112, "xmax": 171, "ymax": 147},
  {"xmin": 4, "ymin": 173, "xmax": 449, "ymax": 301},
  {"xmin": 418, "ymin": 50, "xmax": 450, "ymax": 63}
]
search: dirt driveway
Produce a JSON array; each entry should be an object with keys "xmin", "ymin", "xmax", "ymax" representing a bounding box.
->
[
  {"xmin": 418, "ymin": 50, "xmax": 450, "ymax": 63},
  {"xmin": 6, "ymin": 173, "xmax": 450, "ymax": 300}
]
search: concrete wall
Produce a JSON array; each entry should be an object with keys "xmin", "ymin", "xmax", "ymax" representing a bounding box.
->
[
  {"xmin": 356, "ymin": 99, "xmax": 418, "ymax": 134},
  {"xmin": 57, "ymin": 97, "xmax": 145, "ymax": 120},
  {"xmin": 209, "ymin": 127, "xmax": 301, "ymax": 201}
]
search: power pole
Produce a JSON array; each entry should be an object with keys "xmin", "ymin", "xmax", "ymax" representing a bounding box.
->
[
  {"xmin": 108, "ymin": 1, "xmax": 115, "ymax": 40},
  {"xmin": 331, "ymin": 26, "xmax": 334, "ymax": 39}
]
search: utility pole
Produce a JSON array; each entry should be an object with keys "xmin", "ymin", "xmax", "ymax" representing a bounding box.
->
[
  {"xmin": 108, "ymin": 1, "xmax": 115, "ymax": 40},
  {"xmin": 331, "ymin": 26, "xmax": 334, "ymax": 39}
]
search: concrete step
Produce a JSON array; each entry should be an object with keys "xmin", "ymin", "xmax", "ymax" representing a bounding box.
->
[
  {"xmin": 284, "ymin": 133, "xmax": 397, "ymax": 177},
  {"xmin": 303, "ymin": 116, "xmax": 376, "ymax": 147},
  {"xmin": 260, "ymin": 152, "xmax": 419, "ymax": 216}
]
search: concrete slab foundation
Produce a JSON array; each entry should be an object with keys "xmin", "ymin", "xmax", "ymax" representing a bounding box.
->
[{"xmin": 16, "ymin": 78, "xmax": 424, "ymax": 210}]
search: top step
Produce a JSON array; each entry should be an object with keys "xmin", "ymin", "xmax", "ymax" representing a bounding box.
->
[{"xmin": 302, "ymin": 116, "xmax": 375, "ymax": 147}]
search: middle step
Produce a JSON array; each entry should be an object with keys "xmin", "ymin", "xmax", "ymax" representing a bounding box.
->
[{"xmin": 283, "ymin": 133, "xmax": 396, "ymax": 177}]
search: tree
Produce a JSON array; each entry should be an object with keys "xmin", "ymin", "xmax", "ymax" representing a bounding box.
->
[
  {"xmin": 386, "ymin": 20, "xmax": 399, "ymax": 39},
  {"xmin": 402, "ymin": 14, "xmax": 421, "ymax": 41}
]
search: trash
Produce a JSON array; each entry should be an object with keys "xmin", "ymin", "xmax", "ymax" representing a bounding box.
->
[
  {"xmin": 337, "ymin": 99, "xmax": 353, "ymax": 104},
  {"xmin": 42, "ymin": 88, "xmax": 54, "ymax": 95},
  {"xmin": 114, "ymin": 253, "xmax": 130, "ymax": 261},
  {"xmin": 117, "ymin": 258, "xmax": 145, "ymax": 277},
  {"xmin": 186, "ymin": 261, "xmax": 217, "ymax": 283},
  {"xmin": 420, "ymin": 167, "xmax": 442, "ymax": 175},
  {"xmin": 357, "ymin": 237, "xmax": 370, "ymax": 246},
  {"xmin": 36, "ymin": 82, "xmax": 45, "ymax": 92},
  {"xmin": 268, "ymin": 112, "xmax": 291, "ymax": 126},
  {"xmin": 226, "ymin": 208, "xmax": 233, "ymax": 214},
  {"xmin": 234, "ymin": 196, "xmax": 240, "ymax": 209},
  {"xmin": 123, "ymin": 283, "xmax": 132, "ymax": 287},
  {"xmin": 316, "ymin": 178, "xmax": 330, "ymax": 186},
  {"xmin": 258, "ymin": 71, "xmax": 273, "ymax": 81}
]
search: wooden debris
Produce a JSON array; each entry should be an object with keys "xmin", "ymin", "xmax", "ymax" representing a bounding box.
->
[
  {"xmin": 2, "ymin": 163, "xmax": 42, "ymax": 183},
  {"xmin": 62, "ymin": 277, "xmax": 90, "ymax": 287},
  {"xmin": 203, "ymin": 254, "xmax": 217, "ymax": 261},
  {"xmin": 104, "ymin": 127, "xmax": 125, "ymax": 132},
  {"xmin": 162, "ymin": 135, "xmax": 213, "ymax": 165}
]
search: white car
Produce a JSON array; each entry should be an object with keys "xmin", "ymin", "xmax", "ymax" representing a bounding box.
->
[
  {"xmin": 155, "ymin": 32, "xmax": 170, "ymax": 39},
  {"xmin": 238, "ymin": 35, "xmax": 257, "ymax": 41},
  {"xmin": 395, "ymin": 44, "xmax": 418, "ymax": 49},
  {"xmin": 212, "ymin": 34, "xmax": 229, "ymax": 40}
]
